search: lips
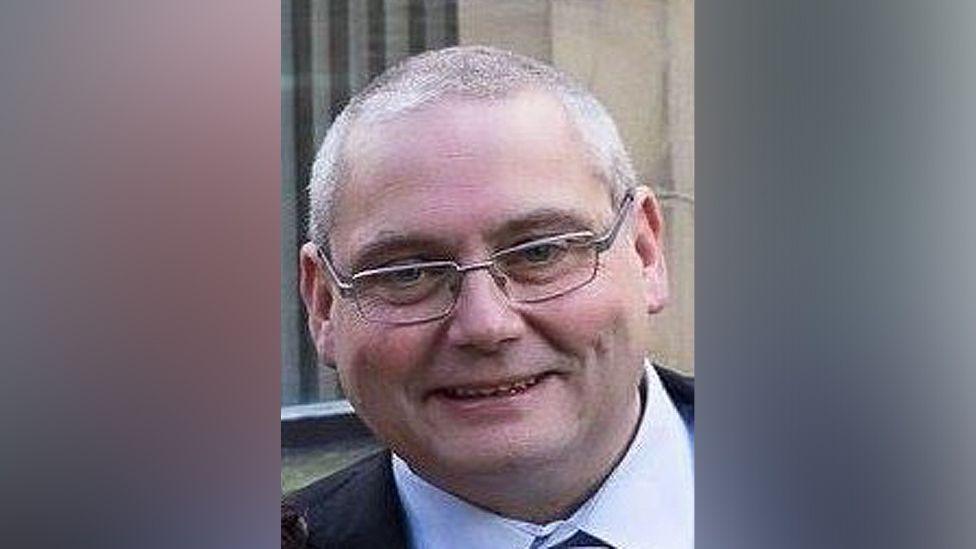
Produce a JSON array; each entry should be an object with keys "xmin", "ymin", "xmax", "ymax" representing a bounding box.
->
[{"xmin": 435, "ymin": 373, "xmax": 549, "ymax": 400}]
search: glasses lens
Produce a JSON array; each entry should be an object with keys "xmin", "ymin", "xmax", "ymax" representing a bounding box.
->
[
  {"xmin": 494, "ymin": 236, "xmax": 599, "ymax": 302},
  {"xmin": 347, "ymin": 232, "xmax": 602, "ymax": 324},
  {"xmin": 353, "ymin": 264, "xmax": 457, "ymax": 323}
]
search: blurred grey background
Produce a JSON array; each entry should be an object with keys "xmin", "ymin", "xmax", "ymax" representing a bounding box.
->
[{"xmin": 6, "ymin": 0, "xmax": 976, "ymax": 546}]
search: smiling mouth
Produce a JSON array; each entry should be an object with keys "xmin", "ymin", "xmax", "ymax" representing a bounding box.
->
[{"xmin": 437, "ymin": 374, "xmax": 550, "ymax": 400}]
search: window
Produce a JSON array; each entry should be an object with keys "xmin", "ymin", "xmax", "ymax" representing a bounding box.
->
[{"xmin": 281, "ymin": 0, "xmax": 459, "ymax": 407}]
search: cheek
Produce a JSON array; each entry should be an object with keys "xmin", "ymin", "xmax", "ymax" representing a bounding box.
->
[
  {"xmin": 527, "ymin": 265, "xmax": 650, "ymax": 361},
  {"xmin": 334, "ymin": 319, "xmax": 438, "ymax": 399},
  {"xmin": 528, "ymin": 283, "xmax": 629, "ymax": 355}
]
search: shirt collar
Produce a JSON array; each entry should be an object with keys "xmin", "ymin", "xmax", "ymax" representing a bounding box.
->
[
  {"xmin": 393, "ymin": 361, "xmax": 694, "ymax": 549},
  {"xmin": 580, "ymin": 360, "xmax": 695, "ymax": 548}
]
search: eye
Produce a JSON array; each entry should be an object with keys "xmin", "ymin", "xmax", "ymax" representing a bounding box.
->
[
  {"xmin": 518, "ymin": 242, "xmax": 564, "ymax": 264},
  {"xmin": 494, "ymin": 232, "xmax": 595, "ymax": 283},
  {"xmin": 383, "ymin": 266, "xmax": 426, "ymax": 287}
]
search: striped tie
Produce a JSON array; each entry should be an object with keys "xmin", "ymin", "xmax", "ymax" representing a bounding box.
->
[{"xmin": 546, "ymin": 530, "xmax": 613, "ymax": 548}]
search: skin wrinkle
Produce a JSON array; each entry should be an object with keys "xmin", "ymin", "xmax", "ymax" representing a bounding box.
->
[
  {"xmin": 329, "ymin": 90, "xmax": 609, "ymax": 248},
  {"xmin": 344, "ymin": 207, "xmax": 600, "ymax": 275},
  {"xmin": 308, "ymin": 47, "xmax": 640, "ymax": 254},
  {"xmin": 335, "ymin": 103, "xmax": 610, "ymax": 271}
]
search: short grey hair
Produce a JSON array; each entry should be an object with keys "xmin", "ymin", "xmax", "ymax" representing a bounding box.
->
[{"xmin": 307, "ymin": 45, "xmax": 637, "ymax": 248}]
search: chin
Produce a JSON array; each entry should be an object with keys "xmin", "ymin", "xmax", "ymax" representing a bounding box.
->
[{"xmin": 420, "ymin": 432, "xmax": 572, "ymax": 478}]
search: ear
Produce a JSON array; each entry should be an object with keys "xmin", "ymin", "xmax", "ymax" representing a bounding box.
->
[
  {"xmin": 299, "ymin": 242, "xmax": 338, "ymax": 367},
  {"xmin": 632, "ymin": 186, "xmax": 669, "ymax": 314}
]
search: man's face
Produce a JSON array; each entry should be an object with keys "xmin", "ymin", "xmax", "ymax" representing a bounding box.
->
[{"xmin": 302, "ymin": 91, "xmax": 667, "ymax": 480}]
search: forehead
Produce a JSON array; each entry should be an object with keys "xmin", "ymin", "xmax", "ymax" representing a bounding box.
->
[{"xmin": 330, "ymin": 92, "xmax": 612, "ymax": 263}]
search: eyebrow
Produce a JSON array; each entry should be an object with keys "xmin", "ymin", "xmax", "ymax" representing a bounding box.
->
[
  {"xmin": 347, "ymin": 207, "xmax": 599, "ymax": 272},
  {"xmin": 348, "ymin": 232, "xmax": 452, "ymax": 273},
  {"xmin": 487, "ymin": 208, "xmax": 597, "ymax": 244}
]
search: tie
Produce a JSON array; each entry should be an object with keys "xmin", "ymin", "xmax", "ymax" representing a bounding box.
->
[{"xmin": 546, "ymin": 530, "xmax": 613, "ymax": 548}]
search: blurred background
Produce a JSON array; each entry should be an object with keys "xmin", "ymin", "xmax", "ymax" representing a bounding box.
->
[
  {"xmin": 280, "ymin": 0, "xmax": 695, "ymax": 493},
  {"xmin": 5, "ymin": 1, "xmax": 976, "ymax": 545}
]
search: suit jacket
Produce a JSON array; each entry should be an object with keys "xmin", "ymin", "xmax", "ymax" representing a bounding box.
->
[{"xmin": 282, "ymin": 366, "xmax": 694, "ymax": 549}]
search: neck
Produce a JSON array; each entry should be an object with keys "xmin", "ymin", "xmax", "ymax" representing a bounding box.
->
[{"xmin": 415, "ymin": 388, "xmax": 643, "ymax": 524}]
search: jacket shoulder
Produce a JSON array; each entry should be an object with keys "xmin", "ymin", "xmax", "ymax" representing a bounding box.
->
[
  {"xmin": 282, "ymin": 450, "xmax": 408, "ymax": 549},
  {"xmin": 654, "ymin": 364, "xmax": 695, "ymax": 429}
]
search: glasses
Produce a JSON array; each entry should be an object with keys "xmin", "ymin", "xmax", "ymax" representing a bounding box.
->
[{"xmin": 317, "ymin": 188, "xmax": 636, "ymax": 325}]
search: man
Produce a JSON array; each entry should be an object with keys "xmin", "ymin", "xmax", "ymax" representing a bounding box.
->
[{"xmin": 284, "ymin": 46, "xmax": 693, "ymax": 549}]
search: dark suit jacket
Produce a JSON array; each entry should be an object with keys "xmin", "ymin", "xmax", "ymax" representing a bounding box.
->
[{"xmin": 282, "ymin": 366, "xmax": 694, "ymax": 549}]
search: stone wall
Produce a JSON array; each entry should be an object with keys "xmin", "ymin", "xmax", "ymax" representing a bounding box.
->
[{"xmin": 459, "ymin": 0, "xmax": 695, "ymax": 373}]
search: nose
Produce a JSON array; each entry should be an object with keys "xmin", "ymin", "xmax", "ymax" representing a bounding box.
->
[{"xmin": 445, "ymin": 267, "xmax": 525, "ymax": 352}]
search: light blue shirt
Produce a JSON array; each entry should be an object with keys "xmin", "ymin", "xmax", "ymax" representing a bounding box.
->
[{"xmin": 392, "ymin": 362, "xmax": 694, "ymax": 549}]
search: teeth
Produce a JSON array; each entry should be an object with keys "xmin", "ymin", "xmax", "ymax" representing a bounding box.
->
[{"xmin": 445, "ymin": 375, "xmax": 541, "ymax": 399}]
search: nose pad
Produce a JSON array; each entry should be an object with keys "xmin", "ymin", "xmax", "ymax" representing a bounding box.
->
[
  {"xmin": 454, "ymin": 266, "xmax": 510, "ymax": 306},
  {"xmin": 446, "ymin": 266, "xmax": 523, "ymax": 349},
  {"xmin": 487, "ymin": 265, "xmax": 509, "ymax": 295},
  {"xmin": 449, "ymin": 264, "xmax": 509, "ymax": 299}
]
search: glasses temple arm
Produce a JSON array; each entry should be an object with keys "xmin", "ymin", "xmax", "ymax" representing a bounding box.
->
[
  {"xmin": 315, "ymin": 247, "xmax": 356, "ymax": 297},
  {"xmin": 593, "ymin": 187, "xmax": 637, "ymax": 252}
]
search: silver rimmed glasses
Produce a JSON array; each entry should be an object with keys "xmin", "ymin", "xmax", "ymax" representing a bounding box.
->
[{"xmin": 317, "ymin": 187, "xmax": 636, "ymax": 325}]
